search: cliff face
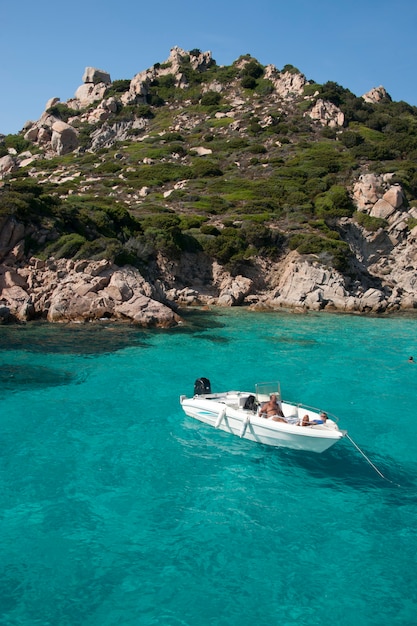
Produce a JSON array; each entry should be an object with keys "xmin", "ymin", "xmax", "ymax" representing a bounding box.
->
[{"xmin": 2, "ymin": 47, "xmax": 417, "ymax": 324}]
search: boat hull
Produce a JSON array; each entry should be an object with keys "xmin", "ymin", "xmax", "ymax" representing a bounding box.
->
[{"xmin": 180, "ymin": 395, "xmax": 346, "ymax": 454}]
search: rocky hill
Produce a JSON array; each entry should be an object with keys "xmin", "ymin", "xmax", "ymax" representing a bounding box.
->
[{"xmin": 1, "ymin": 46, "xmax": 417, "ymax": 326}]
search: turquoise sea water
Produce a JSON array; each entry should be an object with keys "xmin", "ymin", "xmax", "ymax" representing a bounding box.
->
[{"xmin": 1, "ymin": 308, "xmax": 417, "ymax": 626}]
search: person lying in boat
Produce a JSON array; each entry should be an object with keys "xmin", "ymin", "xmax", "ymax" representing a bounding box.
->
[
  {"xmin": 299, "ymin": 412, "xmax": 328, "ymax": 426},
  {"xmin": 259, "ymin": 394, "xmax": 287, "ymax": 422}
]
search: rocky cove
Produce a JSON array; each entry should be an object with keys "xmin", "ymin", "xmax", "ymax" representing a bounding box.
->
[{"xmin": 1, "ymin": 170, "xmax": 417, "ymax": 327}]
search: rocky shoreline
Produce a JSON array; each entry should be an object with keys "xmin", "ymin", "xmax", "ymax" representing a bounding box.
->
[
  {"xmin": 2, "ymin": 171, "xmax": 417, "ymax": 326},
  {"xmin": 1, "ymin": 232, "xmax": 417, "ymax": 328}
]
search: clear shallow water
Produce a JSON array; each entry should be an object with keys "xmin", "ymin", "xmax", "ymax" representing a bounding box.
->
[{"xmin": 1, "ymin": 309, "xmax": 417, "ymax": 626}]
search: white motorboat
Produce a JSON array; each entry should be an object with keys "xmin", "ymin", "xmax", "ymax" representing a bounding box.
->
[{"xmin": 180, "ymin": 378, "xmax": 347, "ymax": 454}]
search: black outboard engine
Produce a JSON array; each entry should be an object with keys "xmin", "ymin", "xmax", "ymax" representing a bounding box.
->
[{"xmin": 194, "ymin": 377, "xmax": 211, "ymax": 395}]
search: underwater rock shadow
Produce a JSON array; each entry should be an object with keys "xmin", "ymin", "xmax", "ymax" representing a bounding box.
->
[
  {"xmin": 1, "ymin": 364, "xmax": 77, "ymax": 391},
  {"xmin": 0, "ymin": 322, "xmax": 151, "ymax": 354}
]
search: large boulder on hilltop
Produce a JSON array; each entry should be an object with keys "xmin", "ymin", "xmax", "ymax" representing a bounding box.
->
[
  {"xmin": 362, "ymin": 86, "xmax": 391, "ymax": 104},
  {"xmin": 63, "ymin": 68, "xmax": 111, "ymax": 109},
  {"xmin": 73, "ymin": 82, "xmax": 109, "ymax": 107},
  {"xmin": 82, "ymin": 67, "xmax": 111, "ymax": 85},
  {"xmin": 264, "ymin": 65, "xmax": 307, "ymax": 98},
  {"xmin": 165, "ymin": 46, "xmax": 213, "ymax": 74}
]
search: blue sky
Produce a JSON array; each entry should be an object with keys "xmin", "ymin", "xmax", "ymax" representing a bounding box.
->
[{"xmin": 2, "ymin": 0, "xmax": 416, "ymax": 136}]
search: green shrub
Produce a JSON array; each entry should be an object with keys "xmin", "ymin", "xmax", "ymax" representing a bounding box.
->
[
  {"xmin": 240, "ymin": 222, "xmax": 279, "ymax": 251},
  {"xmin": 256, "ymin": 79, "xmax": 274, "ymax": 96},
  {"xmin": 354, "ymin": 211, "xmax": 387, "ymax": 231},
  {"xmin": 95, "ymin": 160, "xmax": 123, "ymax": 174},
  {"xmin": 163, "ymin": 132, "xmax": 185, "ymax": 142},
  {"xmin": 125, "ymin": 163, "xmax": 193, "ymax": 186},
  {"xmin": 206, "ymin": 65, "xmax": 239, "ymax": 84},
  {"xmin": 203, "ymin": 227, "xmax": 248, "ymax": 266},
  {"xmin": 4, "ymin": 134, "xmax": 31, "ymax": 153},
  {"xmin": 339, "ymin": 131, "xmax": 364, "ymax": 148},
  {"xmin": 135, "ymin": 105, "xmax": 154, "ymax": 119},
  {"xmin": 46, "ymin": 103, "xmax": 79, "ymax": 122},
  {"xmin": 303, "ymin": 84, "xmax": 319, "ymax": 97},
  {"xmin": 314, "ymin": 185, "xmax": 354, "ymax": 219},
  {"xmin": 44, "ymin": 233, "xmax": 86, "ymax": 259},
  {"xmin": 158, "ymin": 74, "xmax": 176, "ymax": 89},
  {"xmin": 0, "ymin": 179, "xmax": 59, "ymax": 220},
  {"xmin": 248, "ymin": 120, "xmax": 262, "ymax": 134},
  {"xmin": 241, "ymin": 76, "xmax": 257, "ymax": 90},
  {"xmin": 104, "ymin": 79, "xmax": 131, "ymax": 97},
  {"xmin": 138, "ymin": 214, "xmax": 187, "ymax": 256},
  {"xmin": 226, "ymin": 138, "xmax": 249, "ymax": 150},
  {"xmin": 179, "ymin": 215, "xmax": 207, "ymax": 230},
  {"xmin": 241, "ymin": 60, "xmax": 264, "ymax": 79},
  {"xmin": 247, "ymin": 144, "xmax": 267, "ymax": 154},
  {"xmin": 200, "ymin": 224, "xmax": 221, "ymax": 236},
  {"xmin": 200, "ymin": 91, "xmax": 222, "ymax": 106},
  {"xmin": 146, "ymin": 93, "xmax": 165, "ymax": 107},
  {"xmin": 76, "ymin": 123, "xmax": 98, "ymax": 149},
  {"xmin": 288, "ymin": 233, "xmax": 350, "ymax": 270},
  {"xmin": 191, "ymin": 160, "xmax": 223, "ymax": 178},
  {"xmin": 281, "ymin": 64, "xmax": 300, "ymax": 74}
]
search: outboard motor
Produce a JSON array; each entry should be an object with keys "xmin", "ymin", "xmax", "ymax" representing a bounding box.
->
[{"xmin": 194, "ymin": 377, "xmax": 211, "ymax": 395}]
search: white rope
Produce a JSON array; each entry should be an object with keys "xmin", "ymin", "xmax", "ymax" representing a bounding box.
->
[{"xmin": 346, "ymin": 434, "xmax": 399, "ymax": 486}]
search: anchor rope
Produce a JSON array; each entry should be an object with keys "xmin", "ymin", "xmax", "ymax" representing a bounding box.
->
[{"xmin": 346, "ymin": 434, "xmax": 400, "ymax": 486}]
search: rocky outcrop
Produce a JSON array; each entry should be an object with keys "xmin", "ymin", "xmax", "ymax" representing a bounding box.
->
[
  {"xmin": 51, "ymin": 121, "xmax": 79, "ymax": 155},
  {"xmin": 0, "ymin": 154, "xmax": 18, "ymax": 177},
  {"xmin": 0, "ymin": 251, "xmax": 180, "ymax": 327},
  {"xmin": 89, "ymin": 118, "xmax": 148, "ymax": 150},
  {"xmin": 70, "ymin": 67, "xmax": 111, "ymax": 108},
  {"xmin": 22, "ymin": 112, "xmax": 79, "ymax": 156},
  {"xmin": 263, "ymin": 66, "xmax": 308, "ymax": 98},
  {"xmin": 306, "ymin": 99, "xmax": 345, "ymax": 127},
  {"xmin": 82, "ymin": 67, "xmax": 111, "ymax": 85},
  {"xmin": 362, "ymin": 86, "xmax": 391, "ymax": 104},
  {"xmin": 21, "ymin": 66, "xmax": 111, "ymax": 155},
  {"xmin": 122, "ymin": 47, "xmax": 214, "ymax": 106}
]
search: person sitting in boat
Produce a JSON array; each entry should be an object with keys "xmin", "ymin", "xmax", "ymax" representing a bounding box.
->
[
  {"xmin": 259, "ymin": 394, "xmax": 287, "ymax": 422},
  {"xmin": 300, "ymin": 412, "xmax": 328, "ymax": 426}
]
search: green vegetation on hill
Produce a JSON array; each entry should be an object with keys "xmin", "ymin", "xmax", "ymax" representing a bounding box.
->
[{"xmin": 2, "ymin": 51, "xmax": 417, "ymax": 275}]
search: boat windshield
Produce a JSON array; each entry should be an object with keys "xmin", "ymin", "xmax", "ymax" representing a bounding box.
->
[{"xmin": 255, "ymin": 382, "xmax": 281, "ymax": 403}]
